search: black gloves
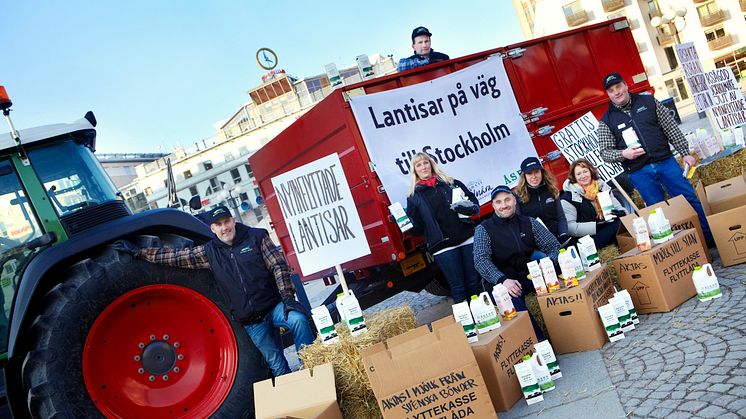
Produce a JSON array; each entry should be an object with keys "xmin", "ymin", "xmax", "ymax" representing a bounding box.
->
[
  {"xmin": 111, "ymin": 240, "xmax": 140, "ymax": 257},
  {"xmin": 450, "ymin": 200, "xmax": 478, "ymax": 215},
  {"xmin": 282, "ymin": 298, "xmax": 308, "ymax": 320},
  {"xmin": 610, "ymin": 209, "xmax": 626, "ymax": 217}
]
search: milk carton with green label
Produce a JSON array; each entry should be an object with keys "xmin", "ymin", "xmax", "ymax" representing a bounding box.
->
[
  {"xmin": 597, "ymin": 190, "xmax": 615, "ymax": 221},
  {"xmin": 535, "ymin": 340, "xmax": 561, "ymax": 379},
  {"xmin": 598, "ymin": 304, "xmax": 625, "ymax": 342},
  {"xmin": 692, "ymin": 264, "xmax": 722, "ymax": 301},
  {"xmin": 388, "ymin": 201, "xmax": 413, "ymax": 232},
  {"xmin": 577, "ymin": 235, "xmax": 600, "ymax": 271},
  {"xmin": 452, "ymin": 301, "xmax": 478, "ymax": 343},
  {"xmin": 527, "ymin": 353, "xmax": 555, "ymax": 392},
  {"xmin": 648, "ymin": 208, "xmax": 673, "ymax": 245},
  {"xmin": 337, "ymin": 290, "xmax": 368, "ymax": 336},
  {"xmin": 451, "ymin": 186, "xmax": 469, "ymax": 219},
  {"xmin": 469, "ymin": 292, "xmax": 501, "ymax": 333},
  {"xmin": 514, "ymin": 360, "xmax": 544, "ymax": 405},
  {"xmin": 615, "ymin": 289, "xmax": 639, "ymax": 325},
  {"xmin": 609, "ymin": 295, "xmax": 634, "ymax": 332},
  {"xmin": 311, "ymin": 305, "xmax": 339, "ymax": 345}
]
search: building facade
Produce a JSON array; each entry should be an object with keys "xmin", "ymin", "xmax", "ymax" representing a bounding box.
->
[
  {"xmin": 98, "ymin": 153, "xmax": 168, "ymax": 188},
  {"xmin": 513, "ymin": 0, "xmax": 746, "ymax": 104}
]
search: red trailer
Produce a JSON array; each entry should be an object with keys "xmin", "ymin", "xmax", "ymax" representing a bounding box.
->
[{"xmin": 250, "ymin": 18, "xmax": 651, "ymax": 290}]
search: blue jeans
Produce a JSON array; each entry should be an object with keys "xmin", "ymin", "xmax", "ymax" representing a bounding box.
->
[
  {"xmin": 433, "ymin": 243, "xmax": 482, "ymax": 303},
  {"xmin": 627, "ymin": 156, "xmax": 712, "ymax": 242},
  {"xmin": 244, "ymin": 301, "xmax": 315, "ymax": 377},
  {"xmin": 593, "ymin": 218, "xmax": 621, "ymax": 249}
]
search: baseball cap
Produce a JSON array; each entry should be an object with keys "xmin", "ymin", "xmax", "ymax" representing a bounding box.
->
[
  {"xmin": 603, "ymin": 72, "xmax": 624, "ymax": 90},
  {"xmin": 207, "ymin": 205, "xmax": 232, "ymax": 224},
  {"xmin": 490, "ymin": 185, "xmax": 513, "ymax": 200},
  {"xmin": 411, "ymin": 26, "xmax": 432, "ymax": 41},
  {"xmin": 520, "ymin": 157, "xmax": 543, "ymax": 173}
]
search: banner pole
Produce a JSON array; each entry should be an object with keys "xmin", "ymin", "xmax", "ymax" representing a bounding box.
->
[
  {"xmin": 335, "ymin": 264, "xmax": 349, "ymax": 294},
  {"xmin": 611, "ymin": 178, "xmax": 639, "ymax": 214}
]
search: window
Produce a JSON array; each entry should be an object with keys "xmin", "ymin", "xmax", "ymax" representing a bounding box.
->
[
  {"xmin": 245, "ymin": 164, "xmax": 254, "ymax": 177},
  {"xmin": 230, "ymin": 168, "xmax": 242, "ymax": 183},
  {"xmin": 562, "ymin": 1, "xmax": 583, "ymax": 17},
  {"xmin": 144, "ymin": 187, "xmax": 153, "ymax": 196},
  {"xmin": 664, "ymin": 77, "xmax": 689, "ymax": 102},
  {"xmin": 189, "ymin": 186, "xmax": 198, "ymax": 197},
  {"xmin": 705, "ymin": 27, "xmax": 726, "ymax": 42},
  {"xmin": 202, "ymin": 161, "xmax": 213, "ymax": 171},
  {"xmin": 209, "ymin": 177, "xmax": 220, "ymax": 190},
  {"xmin": 676, "ymin": 78, "xmax": 689, "ymax": 100},
  {"xmin": 664, "ymin": 47, "xmax": 678, "ymax": 70},
  {"xmin": 254, "ymin": 188, "xmax": 262, "ymax": 200},
  {"xmin": 697, "ymin": 2, "xmax": 720, "ymax": 18},
  {"xmin": 239, "ymin": 192, "xmax": 249, "ymax": 202},
  {"xmin": 183, "ymin": 170, "xmax": 192, "ymax": 179},
  {"xmin": 647, "ymin": 0, "xmax": 661, "ymax": 17}
]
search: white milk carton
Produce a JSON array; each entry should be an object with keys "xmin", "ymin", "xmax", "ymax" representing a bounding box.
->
[
  {"xmin": 647, "ymin": 208, "xmax": 673, "ymax": 244},
  {"xmin": 539, "ymin": 257, "xmax": 560, "ymax": 293},
  {"xmin": 528, "ymin": 352, "xmax": 555, "ymax": 392},
  {"xmin": 388, "ymin": 201, "xmax": 413, "ymax": 232},
  {"xmin": 528, "ymin": 261, "xmax": 548, "ymax": 295},
  {"xmin": 558, "ymin": 249, "xmax": 578, "ymax": 288},
  {"xmin": 632, "ymin": 217, "xmax": 652, "ymax": 251},
  {"xmin": 338, "ymin": 290, "xmax": 368, "ymax": 337},
  {"xmin": 597, "ymin": 190, "xmax": 615, "ymax": 221},
  {"xmin": 598, "ymin": 304, "xmax": 625, "ymax": 342},
  {"xmin": 514, "ymin": 360, "xmax": 544, "ymax": 405},
  {"xmin": 311, "ymin": 305, "xmax": 339, "ymax": 345},
  {"xmin": 577, "ymin": 235, "xmax": 600, "ymax": 271},
  {"xmin": 568, "ymin": 245, "xmax": 586, "ymax": 280},
  {"xmin": 622, "ymin": 127, "xmax": 641, "ymax": 148},
  {"xmin": 492, "ymin": 283, "xmax": 517, "ymax": 320},
  {"xmin": 692, "ymin": 264, "xmax": 722, "ymax": 302},
  {"xmin": 451, "ymin": 186, "xmax": 469, "ymax": 219},
  {"xmin": 609, "ymin": 295, "xmax": 634, "ymax": 333},
  {"xmin": 615, "ymin": 289, "xmax": 639, "ymax": 325},
  {"xmin": 452, "ymin": 301, "xmax": 478, "ymax": 343},
  {"xmin": 469, "ymin": 292, "xmax": 501, "ymax": 333},
  {"xmin": 535, "ymin": 340, "xmax": 561, "ymax": 379}
]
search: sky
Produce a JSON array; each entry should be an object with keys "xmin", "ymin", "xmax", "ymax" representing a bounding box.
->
[{"xmin": 3, "ymin": 1, "xmax": 524, "ymax": 154}]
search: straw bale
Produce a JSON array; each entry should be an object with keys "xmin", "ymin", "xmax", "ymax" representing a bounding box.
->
[
  {"xmin": 298, "ymin": 305, "xmax": 417, "ymax": 419},
  {"xmin": 598, "ymin": 244, "xmax": 621, "ymax": 289},
  {"xmin": 690, "ymin": 148, "xmax": 746, "ymax": 186}
]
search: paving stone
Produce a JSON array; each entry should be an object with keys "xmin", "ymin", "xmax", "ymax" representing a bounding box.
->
[
  {"xmin": 728, "ymin": 375, "xmax": 746, "ymax": 385},
  {"xmin": 709, "ymin": 383, "xmax": 732, "ymax": 392},
  {"xmin": 667, "ymin": 412, "xmax": 693, "ymax": 419},
  {"xmin": 685, "ymin": 391, "xmax": 706, "ymax": 400},
  {"xmin": 699, "ymin": 405, "xmax": 727, "ymax": 418},
  {"xmin": 670, "ymin": 390, "xmax": 686, "ymax": 399},
  {"xmin": 678, "ymin": 400, "xmax": 707, "ymax": 412}
]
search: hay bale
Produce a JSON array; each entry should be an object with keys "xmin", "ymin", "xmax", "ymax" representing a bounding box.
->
[
  {"xmin": 598, "ymin": 244, "xmax": 621, "ymax": 289},
  {"xmin": 298, "ymin": 306, "xmax": 417, "ymax": 419},
  {"xmin": 691, "ymin": 147, "xmax": 746, "ymax": 186}
]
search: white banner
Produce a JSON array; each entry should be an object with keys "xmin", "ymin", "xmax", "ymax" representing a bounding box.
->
[
  {"xmin": 271, "ymin": 153, "xmax": 371, "ymax": 276},
  {"xmin": 349, "ymin": 58, "xmax": 537, "ymax": 206},
  {"xmin": 675, "ymin": 43, "xmax": 714, "ymax": 113},
  {"xmin": 550, "ymin": 112, "xmax": 623, "ymax": 182},
  {"xmin": 705, "ymin": 67, "xmax": 746, "ymax": 130}
]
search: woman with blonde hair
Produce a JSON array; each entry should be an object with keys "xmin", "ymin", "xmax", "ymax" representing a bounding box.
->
[
  {"xmin": 405, "ymin": 152, "xmax": 481, "ymax": 302},
  {"xmin": 560, "ymin": 158, "xmax": 626, "ymax": 248},
  {"xmin": 515, "ymin": 157, "xmax": 569, "ymax": 243}
]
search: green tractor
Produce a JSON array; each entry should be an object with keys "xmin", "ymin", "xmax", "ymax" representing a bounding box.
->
[{"xmin": 0, "ymin": 86, "xmax": 270, "ymax": 418}]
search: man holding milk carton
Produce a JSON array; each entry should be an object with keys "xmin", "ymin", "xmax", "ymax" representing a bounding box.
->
[
  {"xmin": 473, "ymin": 185, "xmax": 562, "ymax": 339},
  {"xmin": 597, "ymin": 72, "xmax": 713, "ymax": 246}
]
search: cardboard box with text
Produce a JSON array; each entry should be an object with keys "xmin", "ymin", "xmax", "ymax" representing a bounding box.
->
[
  {"xmin": 361, "ymin": 321, "xmax": 496, "ymax": 419},
  {"xmin": 613, "ymin": 229, "xmax": 707, "ymax": 314},
  {"xmin": 696, "ymin": 173, "xmax": 746, "ymax": 267},
  {"xmin": 254, "ymin": 362, "xmax": 343, "ymax": 419},
  {"xmin": 537, "ymin": 265, "xmax": 616, "ymax": 354}
]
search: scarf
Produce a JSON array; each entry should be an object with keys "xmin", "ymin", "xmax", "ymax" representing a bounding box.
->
[
  {"xmin": 417, "ymin": 177, "xmax": 437, "ymax": 188},
  {"xmin": 582, "ymin": 181, "xmax": 603, "ymax": 216}
]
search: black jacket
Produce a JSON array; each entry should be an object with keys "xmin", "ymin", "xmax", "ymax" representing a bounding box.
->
[
  {"xmin": 480, "ymin": 213, "xmax": 536, "ymax": 281},
  {"xmin": 517, "ymin": 184, "xmax": 568, "ymax": 239},
  {"xmin": 406, "ymin": 179, "xmax": 479, "ymax": 253},
  {"xmin": 203, "ymin": 224, "xmax": 281, "ymax": 323}
]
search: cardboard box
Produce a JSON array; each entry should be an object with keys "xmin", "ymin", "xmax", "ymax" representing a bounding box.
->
[
  {"xmin": 696, "ymin": 173, "xmax": 746, "ymax": 267},
  {"xmin": 432, "ymin": 312, "xmax": 537, "ymax": 412},
  {"xmin": 617, "ymin": 195, "xmax": 708, "ymax": 261},
  {"xmin": 537, "ymin": 264, "xmax": 616, "ymax": 354},
  {"xmin": 361, "ymin": 321, "xmax": 496, "ymax": 419},
  {"xmin": 254, "ymin": 363, "xmax": 343, "ymax": 419},
  {"xmin": 613, "ymin": 229, "xmax": 707, "ymax": 314}
]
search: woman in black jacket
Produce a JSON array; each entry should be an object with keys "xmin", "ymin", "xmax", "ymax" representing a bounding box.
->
[
  {"xmin": 405, "ymin": 152, "xmax": 480, "ymax": 302},
  {"xmin": 515, "ymin": 157, "xmax": 569, "ymax": 243}
]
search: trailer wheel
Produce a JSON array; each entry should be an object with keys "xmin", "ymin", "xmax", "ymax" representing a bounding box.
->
[
  {"xmin": 21, "ymin": 240, "xmax": 270, "ymax": 418},
  {"xmin": 423, "ymin": 275, "xmax": 450, "ymax": 297}
]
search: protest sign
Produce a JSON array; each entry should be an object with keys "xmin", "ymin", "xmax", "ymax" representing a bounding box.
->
[
  {"xmin": 550, "ymin": 112, "xmax": 623, "ymax": 182},
  {"xmin": 349, "ymin": 58, "xmax": 537, "ymax": 206},
  {"xmin": 675, "ymin": 43, "xmax": 714, "ymax": 113},
  {"xmin": 705, "ymin": 67, "xmax": 746, "ymax": 130},
  {"xmin": 271, "ymin": 153, "xmax": 370, "ymax": 276}
]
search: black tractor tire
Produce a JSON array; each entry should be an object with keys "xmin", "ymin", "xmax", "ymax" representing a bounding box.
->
[
  {"xmin": 423, "ymin": 274, "xmax": 450, "ymax": 297},
  {"xmin": 21, "ymin": 236, "xmax": 270, "ymax": 419}
]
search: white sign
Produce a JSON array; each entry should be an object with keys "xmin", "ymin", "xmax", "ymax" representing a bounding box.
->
[
  {"xmin": 675, "ymin": 43, "xmax": 714, "ymax": 113},
  {"xmin": 349, "ymin": 58, "xmax": 536, "ymax": 206},
  {"xmin": 271, "ymin": 153, "xmax": 371, "ymax": 276},
  {"xmin": 550, "ymin": 112, "xmax": 623, "ymax": 182},
  {"xmin": 705, "ymin": 67, "xmax": 746, "ymax": 130}
]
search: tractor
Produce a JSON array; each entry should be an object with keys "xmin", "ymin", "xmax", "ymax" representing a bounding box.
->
[{"xmin": 0, "ymin": 86, "xmax": 270, "ymax": 418}]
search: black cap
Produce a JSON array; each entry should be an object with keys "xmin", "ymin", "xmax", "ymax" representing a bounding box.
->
[
  {"xmin": 411, "ymin": 26, "xmax": 432, "ymax": 41},
  {"xmin": 490, "ymin": 185, "xmax": 512, "ymax": 200},
  {"xmin": 603, "ymin": 72, "xmax": 624, "ymax": 90},
  {"xmin": 207, "ymin": 205, "xmax": 232, "ymax": 224},
  {"xmin": 520, "ymin": 157, "xmax": 542, "ymax": 173}
]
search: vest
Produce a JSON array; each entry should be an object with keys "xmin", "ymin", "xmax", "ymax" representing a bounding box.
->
[
  {"xmin": 600, "ymin": 93, "xmax": 672, "ymax": 173},
  {"xmin": 480, "ymin": 214, "xmax": 536, "ymax": 280},
  {"xmin": 519, "ymin": 184, "xmax": 560, "ymax": 237},
  {"xmin": 560, "ymin": 190, "xmax": 599, "ymax": 224},
  {"xmin": 203, "ymin": 224, "xmax": 281, "ymax": 322}
]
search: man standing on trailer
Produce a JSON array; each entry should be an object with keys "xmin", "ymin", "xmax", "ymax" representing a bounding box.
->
[{"xmin": 397, "ymin": 26, "xmax": 450, "ymax": 72}]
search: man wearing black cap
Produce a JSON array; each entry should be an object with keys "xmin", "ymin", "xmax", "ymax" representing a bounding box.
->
[
  {"xmin": 118, "ymin": 205, "xmax": 314, "ymax": 377},
  {"xmin": 598, "ymin": 72, "xmax": 713, "ymax": 244},
  {"xmin": 397, "ymin": 26, "xmax": 450, "ymax": 72},
  {"xmin": 473, "ymin": 185, "xmax": 560, "ymax": 339}
]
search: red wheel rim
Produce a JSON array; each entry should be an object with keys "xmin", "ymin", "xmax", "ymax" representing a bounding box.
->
[{"xmin": 83, "ymin": 285, "xmax": 238, "ymax": 418}]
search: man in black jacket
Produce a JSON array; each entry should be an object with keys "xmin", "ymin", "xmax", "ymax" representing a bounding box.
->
[
  {"xmin": 120, "ymin": 206, "xmax": 314, "ymax": 377},
  {"xmin": 397, "ymin": 26, "xmax": 450, "ymax": 72}
]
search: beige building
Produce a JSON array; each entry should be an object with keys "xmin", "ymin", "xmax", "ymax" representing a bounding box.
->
[{"xmin": 513, "ymin": 0, "xmax": 746, "ymax": 104}]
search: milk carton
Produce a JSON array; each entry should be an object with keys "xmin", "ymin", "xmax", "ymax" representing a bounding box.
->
[
  {"xmin": 539, "ymin": 257, "xmax": 560, "ymax": 293},
  {"xmin": 615, "ymin": 289, "xmax": 639, "ymax": 325},
  {"xmin": 311, "ymin": 305, "xmax": 339, "ymax": 345},
  {"xmin": 514, "ymin": 360, "xmax": 544, "ymax": 405},
  {"xmin": 452, "ymin": 301, "xmax": 478, "ymax": 343},
  {"xmin": 528, "ymin": 352, "xmax": 555, "ymax": 392},
  {"xmin": 534, "ymin": 340, "xmax": 561, "ymax": 379},
  {"xmin": 451, "ymin": 186, "xmax": 469, "ymax": 219},
  {"xmin": 609, "ymin": 295, "xmax": 634, "ymax": 333},
  {"xmin": 632, "ymin": 217, "xmax": 652, "ymax": 251},
  {"xmin": 722, "ymin": 129, "xmax": 737, "ymax": 149},
  {"xmin": 598, "ymin": 304, "xmax": 625, "ymax": 342},
  {"xmin": 558, "ymin": 249, "xmax": 578, "ymax": 288},
  {"xmin": 492, "ymin": 283, "xmax": 517, "ymax": 320},
  {"xmin": 597, "ymin": 190, "xmax": 615, "ymax": 221},
  {"xmin": 622, "ymin": 127, "xmax": 641, "ymax": 148},
  {"xmin": 692, "ymin": 264, "xmax": 722, "ymax": 302},
  {"xmin": 469, "ymin": 292, "xmax": 501, "ymax": 334},
  {"xmin": 648, "ymin": 209, "xmax": 673, "ymax": 244},
  {"xmin": 568, "ymin": 245, "xmax": 586, "ymax": 280},
  {"xmin": 388, "ymin": 201, "xmax": 413, "ymax": 232},
  {"xmin": 734, "ymin": 126, "xmax": 746, "ymax": 146},
  {"xmin": 577, "ymin": 235, "xmax": 600, "ymax": 271},
  {"xmin": 337, "ymin": 290, "xmax": 368, "ymax": 336},
  {"xmin": 335, "ymin": 293, "xmax": 347, "ymax": 325},
  {"xmin": 528, "ymin": 261, "xmax": 548, "ymax": 295}
]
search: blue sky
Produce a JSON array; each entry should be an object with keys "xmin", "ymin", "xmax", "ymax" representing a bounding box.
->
[{"xmin": 4, "ymin": 1, "xmax": 523, "ymax": 154}]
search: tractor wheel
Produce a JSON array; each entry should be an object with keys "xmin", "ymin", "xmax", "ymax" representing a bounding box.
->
[{"xmin": 21, "ymin": 238, "xmax": 270, "ymax": 419}]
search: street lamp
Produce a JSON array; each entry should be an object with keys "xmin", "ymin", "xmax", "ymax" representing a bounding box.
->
[
  {"xmin": 650, "ymin": 4, "xmax": 687, "ymax": 44},
  {"xmin": 218, "ymin": 184, "xmax": 242, "ymax": 219}
]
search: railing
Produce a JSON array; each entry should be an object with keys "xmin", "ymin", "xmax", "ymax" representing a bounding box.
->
[
  {"xmin": 708, "ymin": 34, "xmax": 734, "ymax": 50},
  {"xmin": 699, "ymin": 9, "xmax": 726, "ymax": 27},
  {"xmin": 602, "ymin": 0, "xmax": 625, "ymax": 13},
  {"xmin": 566, "ymin": 10, "xmax": 589, "ymax": 27}
]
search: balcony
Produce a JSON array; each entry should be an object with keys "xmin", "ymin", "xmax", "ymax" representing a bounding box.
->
[
  {"xmin": 699, "ymin": 9, "xmax": 726, "ymax": 27},
  {"xmin": 566, "ymin": 10, "xmax": 590, "ymax": 26},
  {"xmin": 708, "ymin": 34, "xmax": 735, "ymax": 50},
  {"xmin": 602, "ymin": 0, "xmax": 625, "ymax": 13},
  {"xmin": 657, "ymin": 33, "xmax": 675, "ymax": 46}
]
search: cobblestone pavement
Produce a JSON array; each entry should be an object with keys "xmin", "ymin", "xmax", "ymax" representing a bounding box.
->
[{"xmin": 602, "ymin": 251, "xmax": 746, "ymax": 419}]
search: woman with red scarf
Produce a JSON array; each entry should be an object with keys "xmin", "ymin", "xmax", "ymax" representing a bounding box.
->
[
  {"xmin": 560, "ymin": 158, "xmax": 626, "ymax": 249},
  {"xmin": 405, "ymin": 152, "xmax": 481, "ymax": 302}
]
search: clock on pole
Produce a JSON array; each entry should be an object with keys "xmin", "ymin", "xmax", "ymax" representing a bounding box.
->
[{"xmin": 256, "ymin": 48, "xmax": 278, "ymax": 70}]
